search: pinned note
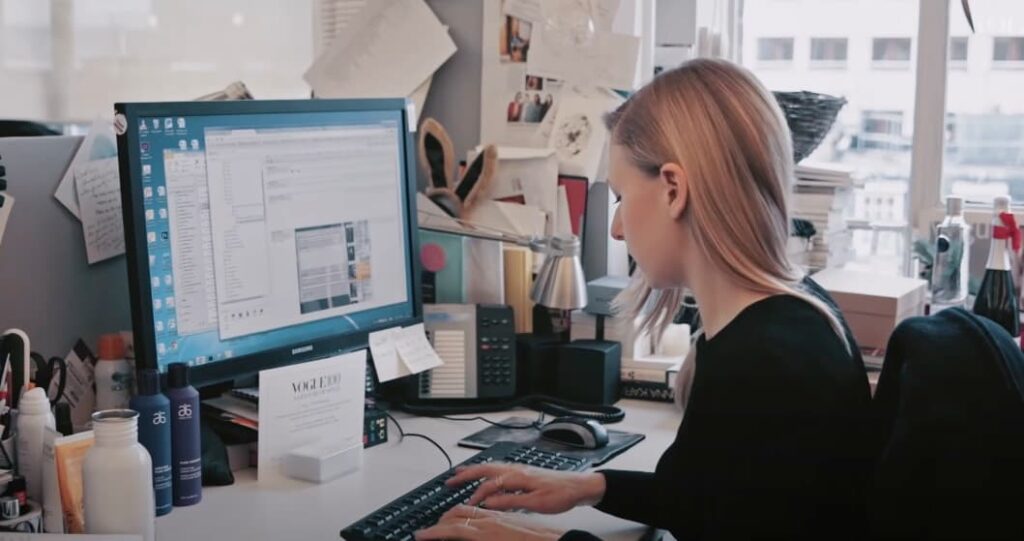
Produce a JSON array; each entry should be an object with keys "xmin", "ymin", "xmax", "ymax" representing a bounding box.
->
[
  {"xmin": 74, "ymin": 157, "xmax": 124, "ymax": 264},
  {"xmin": 54, "ymin": 117, "xmax": 118, "ymax": 220},
  {"xmin": 368, "ymin": 324, "xmax": 444, "ymax": 382},
  {"xmin": 368, "ymin": 327, "xmax": 411, "ymax": 383},
  {"xmin": 394, "ymin": 323, "xmax": 445, "ymax": 374}
]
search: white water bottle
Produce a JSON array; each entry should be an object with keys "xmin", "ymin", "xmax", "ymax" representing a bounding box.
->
[
  {"xmin": 84, "ymin": 410, "xmax": 155, "ymax": 541},
  {"xmin": 17, "ymin": 387, "xmax": 56, "ymax": 504},
  {"xmin": 95, "ymin": 334, "xmax": 132, "ymax": 410}
]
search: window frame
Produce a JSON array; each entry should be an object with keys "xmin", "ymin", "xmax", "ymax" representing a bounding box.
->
[
  {"xmin": 809, "ymin": 37, "xmax": 848, "ymax": 69},
  {"xmin": 756, "ymin": 36, "xmax": 795, "ymax": 65},
  {"xmin": 949, "ymin": 35, "xmax": 968, "ymax": 68},
  {"xmin": 992, "ymin": 36, "xmax": 1024, "ymax": 69},
  {"xmin": 871, "ymin": 36, "xmax": 914, "ymax": 69}
]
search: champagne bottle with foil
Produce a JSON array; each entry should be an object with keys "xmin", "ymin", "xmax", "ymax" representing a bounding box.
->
[
  {"xmin": 930, "ymin": 196, "xmax": 970, "ymax": 311},
  {"xmin": 973, "ymin": 195, "xmax": 1020, "ymax": 338}
]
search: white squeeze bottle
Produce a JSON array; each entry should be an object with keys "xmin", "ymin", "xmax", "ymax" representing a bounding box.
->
[
  {"xmin": 95, "ymin": 334, "xmax": 133, "ymax": 410},
  {"xmin": 84, "ymin": 410, "xmax": 156, "ymax": 541},
  {"xmin": 17, "ymin": 387, "xmax": 56, "ymax": 504}
]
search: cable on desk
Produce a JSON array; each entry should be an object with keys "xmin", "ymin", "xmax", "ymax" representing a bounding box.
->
[
  {"xmin": 384, "ymin": 411, "xmax": 453, "ymax": 471},
  {"xmin": 439, "ymin": 412, "xmax": 546, "ymax": 430}
]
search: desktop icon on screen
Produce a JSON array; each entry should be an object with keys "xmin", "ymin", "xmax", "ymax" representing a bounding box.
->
[
  {"xmin": 177, "ymin": 118, "xmax": 186, "ymax": 129},
  {"xmin": 165, "ymin": 118, "xmax": 174, "ymax": 130}
]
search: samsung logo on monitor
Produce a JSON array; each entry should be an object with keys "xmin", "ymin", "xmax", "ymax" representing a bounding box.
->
[{"xmin": 291, "ymin": 344, "xmax": 314, "ymax": 356}]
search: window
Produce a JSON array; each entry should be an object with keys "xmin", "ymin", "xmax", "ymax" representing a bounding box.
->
[
  {"xmin": 993, "ymin": 37, "xmax": 1024, "ymax": 64},
  {"xmin": 949, "ymin": 36, "xmax": 968, "ymax": 65},
  {"xmin": 0, "ymin": 1, "xmax": 313, "ymax": 122},
  {"xmin": 757, "ymin": 37, "xmax": 794, "ymax": 62},
  {"xmin": 860, "ymin": 111, "xmax": 906, "ymax": 150},
  {"xmin": 872, "ymin": 37, "xmax": 912, "ymax": 64},
  {"xmin": 943, "ymin": 7, "xmax": 1024, "ymax": 206},
  {"xmin": 810, "ymin": 38, "xmax": 848, "ymax": 67},
  {"xmin": 743, "ymin": 1, "xmax": 920, "ymax": 276}
]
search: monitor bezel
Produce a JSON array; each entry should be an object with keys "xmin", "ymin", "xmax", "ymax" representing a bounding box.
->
[{"xmin": 115, "ymin": 98, "xmax": 423, "ymax": 387}]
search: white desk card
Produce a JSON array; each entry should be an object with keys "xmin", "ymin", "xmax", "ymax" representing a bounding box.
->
[{"xmin": 257, "ymin": 350, "xmax": 366, "ymax": 484}]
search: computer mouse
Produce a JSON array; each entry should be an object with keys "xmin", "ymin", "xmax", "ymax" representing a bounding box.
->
[{"xmin": 539, "ymin": 416, "xmax": 609, "ymax": 449}]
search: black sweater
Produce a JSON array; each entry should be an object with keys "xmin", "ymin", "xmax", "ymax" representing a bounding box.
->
[{"xmin": 564, "ymin": 280, "xmax": 873, "ymax": 540}]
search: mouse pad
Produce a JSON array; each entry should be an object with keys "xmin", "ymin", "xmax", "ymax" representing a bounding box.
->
[{"xmin": 457, "ymin": 416, "xmax": 646, "ymax": 467}]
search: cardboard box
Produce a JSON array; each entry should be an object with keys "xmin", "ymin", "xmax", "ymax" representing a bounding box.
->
[{"xmin": 812, "ymin": 268, "xmax": 927, "ymax": 350}]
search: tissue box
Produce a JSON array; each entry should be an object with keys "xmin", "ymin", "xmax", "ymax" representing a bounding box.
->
[
  {"xmin": 812, "ymin": 268, "xmax": 927, "ymax": 351},
  {"xmin": 283, "ymin": 441, "xmax": 362, "ymax": 483}
]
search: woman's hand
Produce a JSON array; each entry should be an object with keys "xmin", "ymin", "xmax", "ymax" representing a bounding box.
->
[
  {"xmin": 414, "ymin": 505, "xmax": 563, "ymax": 541},
  {"xmin": 444, "ymin": 463, "xmax": 606, "ymax": 513}
]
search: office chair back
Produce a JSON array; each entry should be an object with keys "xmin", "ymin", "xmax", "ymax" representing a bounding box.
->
[{"xmin": 871, "ymin": 307, "xmax": 1024, "ymax": 540}]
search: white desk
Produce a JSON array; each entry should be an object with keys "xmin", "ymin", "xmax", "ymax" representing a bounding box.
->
[{"xmin": 155, "ymin": 400, "xmax": 681, "ymax": 541}]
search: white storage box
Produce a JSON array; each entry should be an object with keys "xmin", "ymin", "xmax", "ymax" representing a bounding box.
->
[{"xmin": 813, "ymin": 268, "xmax": 927, "ymax": 351}]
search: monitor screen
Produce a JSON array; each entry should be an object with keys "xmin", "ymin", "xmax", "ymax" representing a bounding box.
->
[{"xmin": 115, "ymin": 99, "xmax": 421, "ymax": 384}]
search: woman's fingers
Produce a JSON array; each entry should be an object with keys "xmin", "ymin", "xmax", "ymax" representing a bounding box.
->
[
  {"xmin": 465, "ymin": 470, "xmax": 532, "ymax": 506},
  {"xmin": 479, "ymin": 491, "xmax": 538, "ymax": 512},
  {"xmin": 445, "ymin": 463, "xmax": 515, "ymax": 487},
  {"xmin": 439, "ymin": 504, "xmax": 501, "ymax": 523}
]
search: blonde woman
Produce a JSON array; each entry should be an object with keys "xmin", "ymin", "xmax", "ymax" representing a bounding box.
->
[{"xmin": 416, "ymin": 59, "xmax": 873, "ymax": 541}]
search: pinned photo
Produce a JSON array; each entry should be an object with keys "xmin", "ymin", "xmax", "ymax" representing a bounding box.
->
[
  {"xmin": 499, "ymin": 15, "xmax": 532, "ymax": 63},
  {"xmin": 507, "ymin": 91, "xmax": 554, "ymax": 124}
]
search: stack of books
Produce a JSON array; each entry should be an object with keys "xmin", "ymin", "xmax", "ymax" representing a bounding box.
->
[
  {"xmin": 620, "ymin": 354, "xmax": 681, "ymax": 403},
  {"xmin": 791, "ymin": 162, "xmax": 855, "ymax": 271}
]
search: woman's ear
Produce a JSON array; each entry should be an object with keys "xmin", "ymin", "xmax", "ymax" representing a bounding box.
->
[{"xmin": 659, "ymin": 162, "xmax": 688, "ymax": 220}]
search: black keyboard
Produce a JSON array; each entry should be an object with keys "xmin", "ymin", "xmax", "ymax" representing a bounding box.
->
[{"xmin": 340, "ymin": 442, "xmax": 591, "ymax": 541}]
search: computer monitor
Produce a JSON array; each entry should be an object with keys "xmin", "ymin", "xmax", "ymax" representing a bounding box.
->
[{"xmin": 115, "ymin": 99, "xmax": 422, "ymax": 386}]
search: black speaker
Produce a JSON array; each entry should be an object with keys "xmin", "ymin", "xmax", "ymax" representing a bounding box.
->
[
  {"xmin": 516, "ymin": 333, "xmax": 561, "ymax": 396},
  {"xmin": 556, "ymin": 339, "xmax": 621, "ymax": 406}
]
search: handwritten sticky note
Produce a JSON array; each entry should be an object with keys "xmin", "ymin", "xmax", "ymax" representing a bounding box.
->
[
  {"xmin": 394, "ymin": 323, "xmax": 444, "ymax": 374},
  {"xmin": 75, "ymin": 157, "xmax": 124, "ymax": 264},
  {"xmin": 368, "ymin": 327, "xmax": 412, "ymax": 383}
]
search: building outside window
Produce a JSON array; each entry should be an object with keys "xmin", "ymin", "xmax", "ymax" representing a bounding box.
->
[
  {"xmin": 810, "ymin": 37, "xmax": 848, "ymax": 68},
  {"xmin": 757, "ymin": 37, "xmax": 794, "ymax": 63}
]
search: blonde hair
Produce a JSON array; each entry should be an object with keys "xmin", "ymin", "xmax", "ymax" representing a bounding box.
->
[{"xmin": 606, "ymin": 58, "xmax": 849, "ymax": 406}]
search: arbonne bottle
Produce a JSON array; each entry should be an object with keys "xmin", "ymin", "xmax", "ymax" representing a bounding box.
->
[{"xmin": 164, "ymin": 363, "xmax": 202, "ymax": 506}]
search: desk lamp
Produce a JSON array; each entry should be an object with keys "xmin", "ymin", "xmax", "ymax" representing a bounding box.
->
[{"xmin": 417, "ymin": 222, "xmax": 588, "ymax": 311}]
